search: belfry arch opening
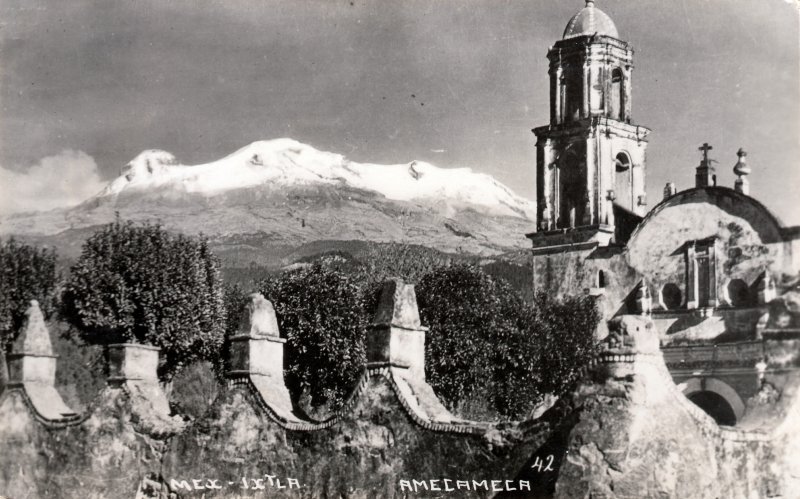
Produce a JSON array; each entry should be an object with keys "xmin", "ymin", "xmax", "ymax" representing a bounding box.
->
[
  {"xmin": 609, "ymin": 67, "xmax": 625, "ymax": 121},
  {"xmin": 614, "ymin": 152, "xmax": 633, "ymax": 210}
]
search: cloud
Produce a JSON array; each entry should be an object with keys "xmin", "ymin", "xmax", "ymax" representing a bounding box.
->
[{"xmin": 0, "ymin": 150, "xmax": 106, "ymax": 215}]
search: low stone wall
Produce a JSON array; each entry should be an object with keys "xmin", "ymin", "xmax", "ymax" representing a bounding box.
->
[
  {"xmin": 0, "ymin": 291, "xmax": 798, "ymax": 498},
  {"xmin": 551, "ymin": 316, "xmax": 782, "ymax": 498}
]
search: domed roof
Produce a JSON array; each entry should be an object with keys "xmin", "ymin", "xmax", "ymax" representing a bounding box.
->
[{"xmin": 563, "ymin": 1, "xmax": 619, "ymax": 40}]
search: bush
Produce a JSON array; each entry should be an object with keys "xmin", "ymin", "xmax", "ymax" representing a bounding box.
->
[
  {"xmin": 0, "ymin": 238, "xmax": 58, "ymax": 352},
  {"xmin": 257, "ymin": 264, "xmax": 366, "ymax": 415},
  {"xmin": 60, "ymin": 220, "xmax": 226, "ymax": 379}
]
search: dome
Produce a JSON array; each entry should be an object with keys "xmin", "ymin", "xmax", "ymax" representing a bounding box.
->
[{"xmin": 563, "ymin": 1, "xmax": 619, "ymax": 40}]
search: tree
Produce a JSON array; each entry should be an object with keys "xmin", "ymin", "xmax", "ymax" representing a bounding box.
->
[
  {"xmin": 0, "ymin": 238, "xmax": 58, "ymax": 387},
  {"xmin": 0, "ymin": 238, "xmax": 58, "ymax": 350},
  {"xmin": 257, "ymin": 264, "xmax": 366, "ymax": 415},
  {"xmin": 416, "ymin": 265, "xmax": 601, "ymax": 420},
  {"xmin": 213, "ymin": 282, "xmax": 248, "ymax": 380},
  {"xmin": 526, "ymin": 292, "xmax": 601, "ymax": 397},
  {"xmin": 416, "ymin": 264, "xmax": 533, "ymax": 419},
  {"xmin": 60, "ymin": 220, "xmax": 226, "ymax": 379}
]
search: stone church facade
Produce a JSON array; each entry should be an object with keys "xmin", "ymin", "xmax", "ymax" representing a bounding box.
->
[{"xmin": 528, "ymin": 0, "xmax": 800, "ymax": 426}]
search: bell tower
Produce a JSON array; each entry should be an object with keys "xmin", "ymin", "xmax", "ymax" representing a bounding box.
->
[{"xmin": 531, "ymin": 0, "xmax": 650, "ymax": 246}]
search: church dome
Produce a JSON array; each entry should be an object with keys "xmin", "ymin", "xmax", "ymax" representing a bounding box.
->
[{"xmin": 563, "ymin": 1, "xmax": 619, "ymax": 40}]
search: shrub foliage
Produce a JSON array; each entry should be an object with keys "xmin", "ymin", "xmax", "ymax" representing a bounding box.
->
[
  {"xmin": 0, "ymin": 238, "xmax": 58, "ymax": 352},
  {"xmin": 257, "ymin": 264, "xmax": 367, "ymax": 413},
  {"xmin": 416, "ymin": 264, "xmax": 600, "ymax": 419},
  {"xmin": 60, "ymin": 220, "xmax": 226, "ymax": 379},
  {"xmin": 527, "ymin": 292, "xmax": 601, "ymax": 397}
]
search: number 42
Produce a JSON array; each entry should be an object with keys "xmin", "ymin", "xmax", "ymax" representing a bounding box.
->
[{"xmin": 530, "ymin": 455, "xmax": 555, "ymax": 472}]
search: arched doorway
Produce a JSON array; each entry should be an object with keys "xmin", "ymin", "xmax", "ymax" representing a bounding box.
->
[{"xmin": 681, "ymin": 377, "xmax": 745, "ymax": 426}]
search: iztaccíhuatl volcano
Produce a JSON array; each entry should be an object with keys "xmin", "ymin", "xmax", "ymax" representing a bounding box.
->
[{"xmin": 0, "ymin": 139, "xmax": 536, "ymax": 266}]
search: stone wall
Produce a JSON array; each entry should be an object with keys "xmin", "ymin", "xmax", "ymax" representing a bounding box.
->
[
  {"xmin": 0, "ymin": 290, "xmax": 798, "ymax": 498},
  {"xmin": 532, "ymin": 246, "xmax": 642, "ymax": 318}
]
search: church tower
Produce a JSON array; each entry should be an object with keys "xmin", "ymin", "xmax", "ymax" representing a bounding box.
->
[{"xmin": 532, "ymin": 0, "xmax": 650, "ymax": 246}]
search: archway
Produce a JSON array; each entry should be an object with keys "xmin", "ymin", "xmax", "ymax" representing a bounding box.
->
[
  {"xmin": 687, "ymin": 391, "xmax": 736, "ymax": 426},
  {"xmin": 681, "ymin": 377, "xmax": 745, "ymax": 426},
  {"xmin": 614, "ymin": 152, "xmax": 632, "ymax": 210},
  {"xmin": 609, "ymin": 67, "xmax": 624, "ymax": 121}
]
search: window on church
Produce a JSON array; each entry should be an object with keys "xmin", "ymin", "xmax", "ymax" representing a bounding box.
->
[
  {"xmin": 564, "ymin": 70, "xmax": 583, "ymax": 123},
  {"xmin": 686, "ymin": 239, "xmax": 718, "ymax": 309},
  {"xmin": 660, "ymin": 283, "xmax": 682, "ymax": 310},
  {"xmin": 609, "ymin": 68, "xmax": 624, "ymax": 121},
  {"xmin": 614, "ymin": 152, "xmax": 632, "ymax": 210},
  {"xmin": 597, "ymin": 270, "xmax": 606, "ymax": 288},
  {"xmin": 726, "ymin": 279, "xmax": 751, "ymax": 307}
]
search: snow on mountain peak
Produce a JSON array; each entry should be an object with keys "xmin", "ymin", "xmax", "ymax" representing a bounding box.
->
[{"xmin": 99, "ymin": 139, "xmax": 535, "ymax": 219}]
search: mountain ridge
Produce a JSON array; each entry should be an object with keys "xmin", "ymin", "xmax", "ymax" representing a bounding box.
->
[
  {"xmin": 93, "ymin": 138, "xmax": 535, "ymax": 220},
  {"xmin": 0, "ymin": 139, "xmax": 537, "ymax": 264}
]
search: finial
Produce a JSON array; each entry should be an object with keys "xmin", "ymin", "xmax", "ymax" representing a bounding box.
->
[
  {"xmin": 733, "ymin": 147, "xmax": 751, "ymax": 195},
  {"xmin": 12, "ymin": 300, "xmax": 53, "ymax": 356},
  {"xmin": 695, "ymin": 142, "xmax": 717, "ymax": 187},
  {"xmin": 663, "ymin": 182, "xmax": 677, "ymax": 200},
  {"xmin": 699, "ymin": 143, "xmax": 714, "ymax": 166}
]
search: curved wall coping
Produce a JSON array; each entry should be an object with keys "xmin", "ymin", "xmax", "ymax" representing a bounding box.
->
[
  {"xmin": 0, "ymin": 386, "xmax": 86, "ymax": 428},
  {"xmin": 229, "ymin": 365, "xmax": 498, "ymax": 435}
]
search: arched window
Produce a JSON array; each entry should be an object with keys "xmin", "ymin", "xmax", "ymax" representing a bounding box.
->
[
  {"xmin": 609, "ymin": 67, "xmax": 624, "ymax": 121},
  {"xmin": 564, "ymin": 69, "xmax": 583, "ymax": 123},
  {"xmin": 660, "ymin": 283, "xmax": 682, "ymax": 310},
  {"xmin": 597, "ymin": 270, "xmax": 606, "ymax": 288},
  {"xmin": 614, "ymin": 152, "xmax": 633, "ymax": 210},
  {"xmin": 726, "ymin": 279, "xmax": 751, "ymax": 307}
]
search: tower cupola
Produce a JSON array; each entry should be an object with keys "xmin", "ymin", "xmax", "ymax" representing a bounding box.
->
[{"xmin": 563, "ymin": 0, "xmax": 619, "ymax": 40}]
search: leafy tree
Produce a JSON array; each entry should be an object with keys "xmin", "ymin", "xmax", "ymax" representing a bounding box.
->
[
  {"xmin": 257, "ymin": 264, "xmax": 366, "ymax": 415},
  {"xmin": 416, "ymin": 264, "xmax": 600, "ymax": 420},
  {"xmin": 526, "ymin": 292, "xmax": 601, "ymax": 397},
  {"xmin": 352, "ymin": 242, "xmax": 454, "ymax": 288},
  {"xmin": 60, "ymin": 220, "xmax": 226, "ymax": 379},
  {"xmin": 0, "ymin": 238, "xmax": 58, "ymax": 387},
  {"xmin": 213, "ymin": 282, "xmax": 248, "ymax": 379},
  {"xmin": 0, "ymin": 238, "xmax": 58, "ymax": 351},
  {"xmin": 416, "ymin": 264, "xmax": 532, "ymax": 419}
]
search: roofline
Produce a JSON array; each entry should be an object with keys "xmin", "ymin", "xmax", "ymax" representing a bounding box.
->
[
  {"xmin": 627, "ymin": 186, "xmax": 788, "ymax": 245},
  {"xmin": 552, "ymin": 34, "xmax": 630, "ymax": 51}
]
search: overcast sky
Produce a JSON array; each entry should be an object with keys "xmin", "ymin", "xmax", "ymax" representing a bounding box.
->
[{"xmin": 1, "ymin": 0, "xmax": 798, "ymax": 222}]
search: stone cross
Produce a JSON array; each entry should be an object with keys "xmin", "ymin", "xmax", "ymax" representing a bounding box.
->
[{"xmin": 699, "ymin": 143, "xmax": 713, "ymax": 165}]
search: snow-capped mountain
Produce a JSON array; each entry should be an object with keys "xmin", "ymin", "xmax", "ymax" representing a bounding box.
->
[
  {"xmin": 1, "ymin": 139, "xmax": 537, "ymax": 263},
  {"xmin": 98, "ymin": 139, "xmax": 534, "ymax": 220}
]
